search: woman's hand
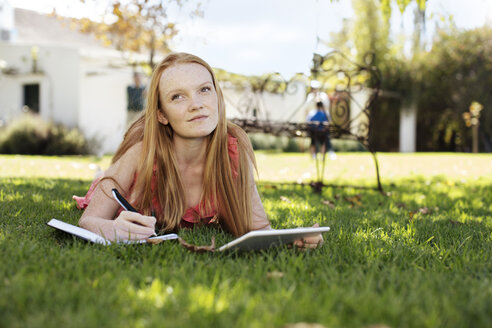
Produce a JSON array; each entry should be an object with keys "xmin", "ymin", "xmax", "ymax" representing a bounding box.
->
[
  {"xmin": 293, "ymin": 223, "xmax": 324, "ymax": 249},
  {"xmin": 112, "ymin": 211, "xmax": 156, "ymax": 241}
]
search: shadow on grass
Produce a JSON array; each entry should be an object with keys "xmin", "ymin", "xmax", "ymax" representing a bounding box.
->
[
  {"xmin": 258, "ymin": 177, "xmax": 491, "ymax": 259},
  {"xmin": 1, "ymin": 176, "xmax": 491, "ymax": 328}
]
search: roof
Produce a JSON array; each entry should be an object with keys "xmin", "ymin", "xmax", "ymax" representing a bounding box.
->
[{"xmin": 14, "ymin": 8, "xmax": 110, "ymax": 51}]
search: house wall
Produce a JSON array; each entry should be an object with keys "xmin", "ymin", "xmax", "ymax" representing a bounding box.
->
[
  {"xmin": 400, "ymin": 104, "xmax": 417, "ymax": 152},
  {"xmin": 1, "ymin": 42, "xmax": 133, "ymax": 154},
  {"xmin": 42, "ymin": 46, "xmax": 80, "ymax": 127},
  {"xmin": 79, "ymin": 68, "xmax": 131, "ymax": 155},
  {"xmin": 0, "ymin": 72, "xmax": 48, "ymax": 120},
  {"xmin": 349, "ymin": 88, "xmax": 371, "ymax": 137},
  {"xmin": 221, "ymin": 80, "xmax": 307, "ymax": 122},
  {"xmin": 0, "ymin": 43, "xmax": 79, "ymax": 126}
]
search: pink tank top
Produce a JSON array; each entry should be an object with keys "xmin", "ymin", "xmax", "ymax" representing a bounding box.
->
[{"xmin": 73, "ymin": 134, "xmax": 239, "ymax": 228}]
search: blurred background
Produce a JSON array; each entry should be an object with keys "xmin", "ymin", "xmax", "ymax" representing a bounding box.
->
[{"xmin": 0, "ymin": 0, "xmax": 490, "ymax": 155}]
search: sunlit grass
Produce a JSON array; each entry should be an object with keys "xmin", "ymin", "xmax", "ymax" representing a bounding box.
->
[{"xmin": 0, "ymin": 153, "xmax": 491, "ymax": 328}]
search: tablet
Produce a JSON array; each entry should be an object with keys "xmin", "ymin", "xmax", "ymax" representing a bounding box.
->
[{"xmin": 218, "ymin": 226, "xmax": 330, "ymax": 251}]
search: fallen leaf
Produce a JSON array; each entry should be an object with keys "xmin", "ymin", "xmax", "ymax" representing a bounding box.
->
[
  {"xmin": 280, "ymin": 196, "xmax": 291, "ymax": 203},
  {"xmin": 418, "ymin": 207, "xmax": 431, "ymax": 215},
  {"xmin": 397, "ymin": 202, "xmax": 407, "ymax": 209},
  {"xmin": 345, "ymin": 195, "xmax": 362, "ymax": 207},
  {"xmin": 408, "ymin": 211, "xmax": 415, "ymax": 222},
  {"xmin": 266, "ymin": 271, "xmax": 284, "ymax": 279},
  {"xmin": 283, "ymin": 323, "xmax": 327, "ymax": 328},
  {"xmin": 449, "ymin": 219, "xmax": 463, "ymax": 225},
  {"xmin": 321, "ymin": 200, "xmax": 335, "ymax": 209},
  {"xmin": 178, "ymin": 236, "xmax": 215, "ymax": 253}
]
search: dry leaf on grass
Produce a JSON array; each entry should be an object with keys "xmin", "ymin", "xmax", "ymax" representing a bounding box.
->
[
  {"xmin": 321, "ymin": 200, "xmax": 335, "ymax": 209},
  {"xmin": 283, "ymin": 323, "xmax": 327, "ymax": 328},
  {"xmin": 178, "ymin": 236, "xmax": 216, "ymax": 253},
  {"xmin": 345, "ymin": 194, "xmax": 362, "ymax": 207},
  {"xmin": 280, "ymin": 196, "xmax": 292, "ymax": 203},
  {"xmin": 407, "ymin": 207, "xmax": 439, "ymax": 221},
  {"xmin": 397, "ymin": 202, "xmax": 407, "ymax": 209},
  {"xmin": 418, "ymin": 207, "xmax": 431, "ymax": 215},
  {"xmin": 408, "ymin": 211, "xmax": 415, "ymax": 222},
  {"xmin": 266, "ymin": 271, "xmax": 284, "ymax": 279},
  {"xmin": 449, "ymin": 219, "xmax": 463, "ymax": 225}
]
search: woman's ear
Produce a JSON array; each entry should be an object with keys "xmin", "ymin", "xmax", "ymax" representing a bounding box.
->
[{"xmin": 157, "ymin": 110, "xmax": 169, "ymax": 125}]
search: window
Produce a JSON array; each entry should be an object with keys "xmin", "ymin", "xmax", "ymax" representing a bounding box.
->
[{"xmin": 23, "ymin": 83, "xmax": 40, "ymax": 113}]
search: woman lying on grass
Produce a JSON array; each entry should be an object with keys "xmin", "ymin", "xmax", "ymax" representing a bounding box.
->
[{"xmin": 74, "ymin": 52, "xmax": 323, "ymax": 249}]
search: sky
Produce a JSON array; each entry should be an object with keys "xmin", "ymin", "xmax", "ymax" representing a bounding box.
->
[{"xmin": 9, "ymin": 0, "xmax": 492, "ymax": 76}]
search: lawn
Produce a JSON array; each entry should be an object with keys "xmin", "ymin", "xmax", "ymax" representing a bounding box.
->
[{"xmin": 0, "ymin": 152, "xmax": 491, "ymax": 328}]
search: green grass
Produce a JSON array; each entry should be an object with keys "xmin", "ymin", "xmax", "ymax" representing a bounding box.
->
[{"xmin": 0, "ymin": 153, "xmax": 491, "ymax": 328}]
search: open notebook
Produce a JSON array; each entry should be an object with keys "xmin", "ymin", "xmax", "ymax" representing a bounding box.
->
[{"xmin": 46, "ymin": 218, "xmax": 178, "ymax": 245}]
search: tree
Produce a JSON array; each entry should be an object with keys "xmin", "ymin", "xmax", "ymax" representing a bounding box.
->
[
  {"xmin": 70, "ymin": 0, "xmax": 202, "ymax": 67},
  {"xmin": 350, "ymin": 0, "xmax": 390, "ymax": 68},
  {"xmin": 417, "ymin": 26, "xmax": 492, "ymax": 152}
]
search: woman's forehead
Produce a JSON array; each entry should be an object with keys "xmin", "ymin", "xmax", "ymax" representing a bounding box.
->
[{"xmin": 159, "ymin": 62, "xmax": 213, "ymax": 90}]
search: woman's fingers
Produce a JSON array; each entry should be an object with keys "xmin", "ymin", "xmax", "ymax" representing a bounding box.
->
[
  {"xmin": 294, "ymin": 223, "xmax": 324, "ymax": 249},
  {"xmin": 303, "ymin": 234, "xmax": 324, "ymax": 245},
  {"xmin": 114, "ymin": 211, "xmax": 156, "ymax": 238},
  {"xmin": 120, "ymin": 211, "xmax": 156, "ymax": 228}
]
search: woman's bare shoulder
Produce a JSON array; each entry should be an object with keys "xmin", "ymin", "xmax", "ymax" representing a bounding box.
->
[
  {"xmin": 124, "ymin": 141, "xmax": 143, "ymax": 160},
  {"xmin": 107, "ymin": 141, "xmax": 143, "ymax": 176}
]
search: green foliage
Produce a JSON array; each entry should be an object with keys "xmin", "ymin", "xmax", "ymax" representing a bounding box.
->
[
  {"xmin": 325, "ymin": 1, "xmax": 492, "ymax": 152},
  {"xmin": 0, "ymin": 153, "xmax": 491, "ymax": 327},
  {"xmin": 350, "ymin": 0, "xmax": 390, "ymax": 69},
  {"xmin": 415, "ymin": 26, "xmax": 492, "ymax": 151},
  {"xmin": 0, "ymin": 114, "xmax": 89, "ymax": 155},
  {"xmin": 69, "ymin": 0, "xmax": 202, "ymax": 67}
]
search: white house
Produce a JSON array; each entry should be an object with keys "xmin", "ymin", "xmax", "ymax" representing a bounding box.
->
[{"xmin": 0, "ymin": 3, "xmax": 134, "ymax": 154}]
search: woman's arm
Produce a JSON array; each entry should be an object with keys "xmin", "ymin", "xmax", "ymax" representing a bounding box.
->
[
  {"xmin": 250, "ymin": 182, "xmax": 271, "ymax": 231},
  {"xmin": 78, "ymin": 142, "xmax": 156, "ymax": 241}
]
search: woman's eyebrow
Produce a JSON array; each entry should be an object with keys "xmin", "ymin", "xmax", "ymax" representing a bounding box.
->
[
  {"xmin": 163, "ymin": 80, "xmax": 213, "ymax": 97},
  {"xmin": 163, "ymin": 87, "xmax": 184, "ymax": 98},
  {"xmin": 197, "ymin": 80, "xmax": 213, "ymax": 87}
]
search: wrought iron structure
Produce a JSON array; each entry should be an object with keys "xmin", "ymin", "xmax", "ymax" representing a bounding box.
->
[{"xmin": 227, "ymin": 50, "xmax": 384, "ymax": 193}]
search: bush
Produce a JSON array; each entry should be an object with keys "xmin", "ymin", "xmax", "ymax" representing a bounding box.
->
[{"xmin": 0, "ymin": 114, "xmax": 89, "ymax": 155}]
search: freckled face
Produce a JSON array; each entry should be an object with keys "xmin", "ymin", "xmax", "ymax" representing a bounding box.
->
[{"xmin": 158, "ymin": 63, "xmax": 219, "ymax": 140}]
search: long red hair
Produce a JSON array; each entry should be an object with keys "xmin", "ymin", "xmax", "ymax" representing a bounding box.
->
[{"xmin": 111, "ymin": 53, "xmax": 255, "ymax": 236}]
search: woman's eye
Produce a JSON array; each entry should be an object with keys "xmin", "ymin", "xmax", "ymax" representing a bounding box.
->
[
  {"xmin": 201, "ymin": 86, "xmax": 211, "ymax": 93},
  {"xmin": 171, "ymin": 94, "xmax": 182, "ymax": 101}
]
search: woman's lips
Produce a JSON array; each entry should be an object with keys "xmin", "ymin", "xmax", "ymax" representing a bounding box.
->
[{"xmin": 188, "ymin": 115, "xmax": 208, "ymax": 122}]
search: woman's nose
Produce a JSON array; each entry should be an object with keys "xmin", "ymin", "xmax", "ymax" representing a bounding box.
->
[{"xmin": 188, "ymin": 95, "xmax": 203, "ymax": 111}]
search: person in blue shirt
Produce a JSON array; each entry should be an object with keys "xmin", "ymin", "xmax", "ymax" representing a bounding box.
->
[{"xmin": 307, "ymin": 100, "xmax": 336, "ymax": 160}]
